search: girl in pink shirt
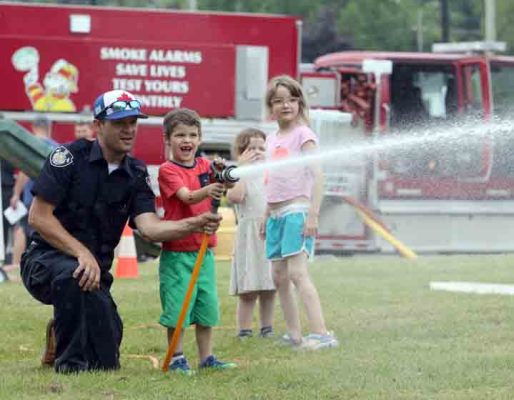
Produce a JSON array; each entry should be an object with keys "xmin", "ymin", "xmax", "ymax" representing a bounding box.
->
[{"xmin": 263, "ymin": 75, "xmax": 338, "ymax": 350}]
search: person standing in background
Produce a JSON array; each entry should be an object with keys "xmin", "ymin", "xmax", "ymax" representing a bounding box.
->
[
  {"xmin": 74, "ymin": 119, "xmax": 95, "ymax": 140},
  {"xmin": 1, "ymin": 159, "xmax": 16, "ymax": 271}
]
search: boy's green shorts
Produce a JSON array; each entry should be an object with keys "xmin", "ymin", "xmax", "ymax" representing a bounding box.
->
[{"xmin": 159, "ymin": 249, "xmax": 219, "ymax": 328}]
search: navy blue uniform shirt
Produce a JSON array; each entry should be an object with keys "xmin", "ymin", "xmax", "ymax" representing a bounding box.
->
[{"xmin": 31, "ymin": 138, "xmax": 155, "ymax": 270}]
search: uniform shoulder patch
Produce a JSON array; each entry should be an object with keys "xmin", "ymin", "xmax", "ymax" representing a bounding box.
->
[{"xmin": 49, "ymin": 146, "xmax": 74, "ymax": 168}]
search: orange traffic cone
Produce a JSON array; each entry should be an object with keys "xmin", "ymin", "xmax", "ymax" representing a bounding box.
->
[{"xmin": 115, "ymin": 224, "xmax": 139, "ymax": 279}]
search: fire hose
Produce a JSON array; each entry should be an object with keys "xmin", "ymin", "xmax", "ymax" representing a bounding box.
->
[{"xmin": 342, "ymin": 195, "xmax": 417, "ymax": 260}]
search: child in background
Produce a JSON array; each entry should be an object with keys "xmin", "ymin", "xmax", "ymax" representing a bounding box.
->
[
  {"xmin": 227, "ymin": 128, "xmax": 276, "ymax": 339},
  {"xmin": 158, "ymin": 108, "xmax": 237, "ymax": 374},
  {"xmin": 263, "ymin": 75, "xmax": 339, "ymax": 350}
]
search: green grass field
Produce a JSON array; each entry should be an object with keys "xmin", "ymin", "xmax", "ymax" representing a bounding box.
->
[{"xmin": 1, "ymin": 254, "xmax": 514, "ymax": 400}]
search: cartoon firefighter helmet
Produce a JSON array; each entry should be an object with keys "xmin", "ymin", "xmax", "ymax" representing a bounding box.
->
[{"xmin": 43, "ymin": 59, "xmax": 79, "ymax": 96}]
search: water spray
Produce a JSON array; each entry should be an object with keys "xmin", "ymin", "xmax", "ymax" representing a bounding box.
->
[
  {"xmin": 227, "ymin": 117, "xmax": 514, "ymax": 258},
  {"xmin": 231, "ymin": 118, "xmax": 514, "ymax": 181}
]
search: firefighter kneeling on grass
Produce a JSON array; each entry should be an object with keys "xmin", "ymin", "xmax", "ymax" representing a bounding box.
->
[{"xmin": 20, "ymin": 89, "xmax": 221, "ymax": 374}]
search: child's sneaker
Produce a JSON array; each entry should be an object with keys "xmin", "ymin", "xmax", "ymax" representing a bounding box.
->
[
  {"xmin": 168, "ymin": 356, "xmax": 194, "ymax": 376},
  {"xmin": 259, "ymin": 326, "xmax": 274, "ymax": 338},
  {"xmin": 301, "ymin": 332, "xmax": 339, "ymax": 350},
  {"xmin": 237, "ymin": 329, "xmax": 253, "ymax": 340},
  {"xmin": 199, "ymin": 355, "xmax": 237, "ymax": 370}
]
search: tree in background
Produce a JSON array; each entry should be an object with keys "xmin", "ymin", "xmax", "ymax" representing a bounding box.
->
[
  {"xmin": 199, "ymin": 0, "xmax": 315, "ymax": 17},
  {"xmin": 496, "ymin": 0, "xmax": 514, "ymax": 53},
  {"xmin": 338, "ymin": 0, "xmax": 443, "ymax": 52},
  {"xmin": 302, "ymin": 4, "xmax": 352, "ymax": 62},
  {"xmin": 448, "ymin": 0, "xmax": 482, "ymax": 41}
]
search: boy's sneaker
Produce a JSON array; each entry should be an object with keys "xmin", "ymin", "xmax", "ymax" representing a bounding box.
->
[
  {"xmin": 259, "ymin": 326, "xmax": 274, "ymax": 338},
  {"xmin": 168, "ymin": 356, "xmax": 194, "ymax": 376},
  {"xmin": 301, "ymin": 332, "xmax": 339, "ymax": 350},
  {"xmin": 199, "ymin": 355, "xmax": 237, "ymax": 370}
]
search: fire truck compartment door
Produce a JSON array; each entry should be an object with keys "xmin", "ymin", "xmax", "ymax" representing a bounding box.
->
[
  {"xmin": 235, "ymin": 46, "xmax": 268, "ymax": 121},
  {"xmin": 300, "ymin": 72, "xmax": 339, "ymax": 108}
]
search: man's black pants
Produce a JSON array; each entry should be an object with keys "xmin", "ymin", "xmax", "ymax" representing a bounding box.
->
[{"xmin": 20, "ymin": 244, "xmax": 123, "ymax": 373}]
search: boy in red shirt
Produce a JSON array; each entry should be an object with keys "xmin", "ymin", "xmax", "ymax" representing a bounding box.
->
[{"xmin": 158, "ymin": 108, "xmax": 237, "ymax": 374}]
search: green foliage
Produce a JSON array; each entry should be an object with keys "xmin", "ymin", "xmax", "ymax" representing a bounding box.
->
[
  {"xmin": 2, "ymin": 254, "xmax": 514, "ymax": 399},
  {"xmin": 197, "ymin": 0, "xmax": 317, "ymax": 18},
  {"xmin": 496, "ymin": 0, "xmax": 514, "ymax": 54},
  {"xmin": 338, "ymin": 0, "xmax": 419, "ymax": 51},
  {"xmin": 12, "ymin": 1, "xmax": 514, "ymax": 56},
  {"xmin": 448, "ymin": 0, "xmax": 482, "ymax": 40}
]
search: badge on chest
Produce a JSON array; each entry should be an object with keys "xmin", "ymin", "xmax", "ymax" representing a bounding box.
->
[{"xmin": 50, "ymin": 146, "xmax": 74, "ymax": 168}]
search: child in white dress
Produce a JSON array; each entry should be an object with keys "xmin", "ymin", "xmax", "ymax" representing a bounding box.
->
[{"xmin": 228, "ymin": 128, "xmax": 276, "ymax": 339}]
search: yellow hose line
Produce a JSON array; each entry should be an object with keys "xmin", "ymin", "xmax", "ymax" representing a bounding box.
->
[
  {"xmin": 354, "ymin": 209, "xmax": 417, "ymax": 260},
  {"xmin": 126, "ymin": 354, "xmax": 160, "ymax": 369}
]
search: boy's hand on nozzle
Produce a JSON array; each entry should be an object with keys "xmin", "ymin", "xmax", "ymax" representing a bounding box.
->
[
  {"xmin": 206, "ymin": 182, "xmax": 225, "ymax": 200},
  {"xmin": 196, "ymin": 212, "xmax": 222, "ymax": 235},
  {"xmin": 223, "ymin": 181, "xmax": 235, "ymax": 190}
]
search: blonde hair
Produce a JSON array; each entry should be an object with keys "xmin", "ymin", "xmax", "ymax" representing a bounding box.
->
[
  {"xmin": 265, "ymin": 75, "xmax": 309, "ymax": 124},
  {"xmin": 163, "ymin": 108, "xmax": 202, "ymax": 141},
  {"xmin": 232, "ymin": 128, "xmax": 266, "ymax": 159}
]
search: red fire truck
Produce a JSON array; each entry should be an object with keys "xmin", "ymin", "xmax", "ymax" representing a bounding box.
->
[
  {"xmin": 302, "ymin": 49, "xmax": 514, "ymax": 253},
  {"xmin": 0, "ymin": 2, "xmax": 299, "ymax": 161}
]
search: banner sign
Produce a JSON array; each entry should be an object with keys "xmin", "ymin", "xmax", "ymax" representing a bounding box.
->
[{"xmin": 1, "ymin": 38, "xmax": 235, "ymax": 117}]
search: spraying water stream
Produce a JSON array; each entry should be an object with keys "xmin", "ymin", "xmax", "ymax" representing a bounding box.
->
[{"xmin": 231, "ymin": 118, "xmax": 514, "ymax": 180}]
